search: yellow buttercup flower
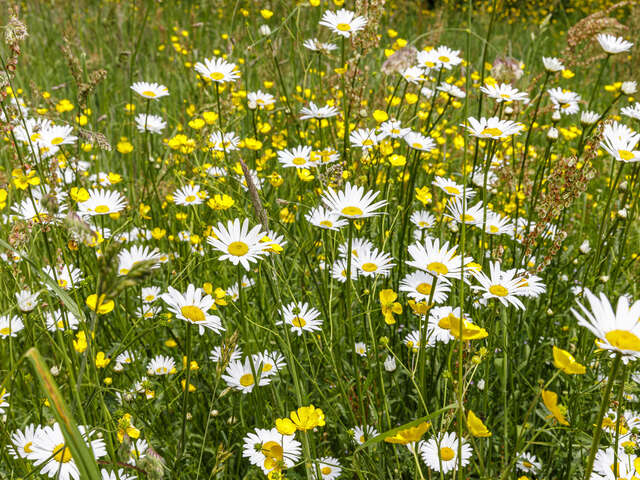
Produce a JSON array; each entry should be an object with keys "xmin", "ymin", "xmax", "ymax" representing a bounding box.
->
[
  {"xmin": 275, "ymin": 418, "xmax": 297, "ymax": 435},
  {"xmin": 467, "ymin": 410, "xmax": 491, "ymax": 437},
  {"xmin": 289, "ymin": 405, "xmax": 325, "ymax": 431},
  {"xmin": 384, "ymin": 421, "xmax": 430, "ymax": 444},
  {"xmin": 542, "ymin": 390, "xmax": 569, "ymax": 426},
  {"xmin": 86, "ymin": 294, "xmax": 115, "ymax": 315},
  {"xmin": 379, "ymin": 289, "xmax": 402, "ymax": 325},
  {"xmin": 552, "ymin": 346, "xmax": 586, "ymax": 375}
]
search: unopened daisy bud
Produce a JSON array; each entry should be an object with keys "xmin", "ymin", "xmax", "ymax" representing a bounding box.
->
[
  {"xmin": 542, "ymin": 56, "xmax": 564, "ymax": 72},
  {"xmin": 448, "ymin": 222, "xmax": 459, "ymax": 233},
  {"xmin": 599, "ymin": 275, "xmax": 609, "ymax": 283},
  {"xmin": 621, "ymin": 81, "xmax": 637, "ymax": 95},
  {"xmin": 618, "ymin": 208, "xmax": 628, "ymax": 219},
  {"xmin": 50, "ymin": 365, "xmax": 60, "ymax": 376},
  {"xmin": 579, "ymin": 240, "xmax": 591, "ymax": 254},
  {"xmin": 547, "ymin": 127, "xmax": 558, "ymax": 140},
  {"xmin": 384, "ymin": 355, "xmax": 396, "ymax": 372},
  {"xmin": 504, "ymin": 106, "xmax": 513, "ymax": 115},
  {"xmin": 227, "ymin": 416, "xmax": 236, "ymax": 424},
  {"xmin": 580, "ymin": 110, "xmax": 599, "ymax": 125},
  {"xmin": 551, "ymin": 111, "xmax": 561, "ymax": 122},
  {"xmin": 619, "ymin": 181, "xmax": 628, "ymax": 192},
  {"xmin": 560, "ymin": 274, "xmax": 568, "ymax": 282},
  {"xmin": 186, "ymin": 413, "xmax": 192, "ymax": 420},
  {"xmin": 546, "ymin": 308, "xmax": 554, "ymax": 315},
  {"xmin": 477, "ymin": 379, "xmax": 485, "ymax": 390},
  {"xmin": 210, "ymin": 409, "xmax": 219, "ymax": 417},
  {"xmin": 259, "ymin": 25, "xmax": 271, "ymax": 36}
]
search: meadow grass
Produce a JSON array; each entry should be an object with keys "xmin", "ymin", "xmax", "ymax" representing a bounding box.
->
[{"xmin": 1, "ymin": 0, "xmax": 640, "ymax": 479}]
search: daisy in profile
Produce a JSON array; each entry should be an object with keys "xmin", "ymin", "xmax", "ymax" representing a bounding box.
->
[
  {"xmin": 401, "ymin": 66, "xmax": 425, "ymax": 84},
  {"xmin": 548, "ymin": 88, "xmax": 581, "ymax": 115},
  {"xmin": 161, "ymin": 284, "xmax": 224, "ymax": 334},
  {"xmin": 45, "ymin": 310, "xmax": 81, "ymax": 331},
  {"xmin": 437, "ymin": 82, "xmax": 466, "ymax": 99},
  {"xmin": 77, "ymin": 189, "xmax": 127, "ymax": 216},
  {"xmin": 42, "ymin": 263, "xmax": 83, "ymax": 290},
  {"xmin": 571, "ymin": 289, "xmax": 640, "ymax": 362},
  {"xmin": 354, "ymin": 248, "xmax": 395, "ymax": 277},
  {"xmin": 596, "ymin": 33, "xmax": 633, "ymax": 54},
  {"xmin": 350, "ymin": 128, "xmax": 382, "ymax": 151},
  {"xmin": 209, "ymin": 131, "xmax": 240, "ymax": 151},
  {"xmin": 355, "ymin": 342, "xmax": 367, "ymax": 356},
  {"xmin": 404, "ymin": 131, "xmax": 435, "ymax": 151},
  {"xmin": 306, "ymin": 206, "xmax": 348, "ymax": 231},
  {"xmin": 278, "ymin": 145, "xmax": 313, "ymax": 169},
  {"xmin": 223, "ymin": 358, "xmax": 271, "ymax": 394},
  {"xmin": 332, "ymin": 258, "xmax": 358, "ymax": 283},
  {"xmin": 130, "ymin": 81, "xmax": 169, "ymax": 100},
  {"xmin": 28, "ymin": 423, "xmax": 107, "ymax": 480},
  {"xmin": 516, "ymin": 452, "xmax": 541, "ymax": 475},
  {"xmin": 115, "ymin": 350, "xmax": 136, "ymax": 369},
  {"xmin": 621, "ymin": 103, "xmax": 640, "ymax": 121},
  {"xmin": 338, "ymin": 237, "xmax": 375, "ymax": 259},
  {"xmin": 600, "ymin": 121, "xmax": 640, "ymax": 163},
  {"xmin": 252, "ymin": 350, "xmax": 286, "ymax": 377},
  {"xmin": 208, "ymin": 218, "xmax": 269, "ymax": 270},
  {"xmin": 101, "ymin": 468, "xmax": 137, "ymax": 480},
  {"xmin": 303, "ymin": 38, "xmax": 338, "ymax": 53},
  {"xmin": 299, "ymin": 102, "xmax": 340, "ymax": 120},
  {"xmin": 0, "ymin": 316, "xmax": 24, "ymax": 338},
  {"xmin": 316, "ymin": 457, "xmax": 342, "ymax": 480},
  {"xmin": 135, "ymin": 114, "xmax": 166, "ymax": 134},
  {"xmin": 433, "ymin": 45, "xmax": 463, "ymax": 70},
  {"xmin": 322, "ymin": 182, "xmax": 387, "ymax": 219},
  {"xmin": 406, "ymin": 238, "xmax": 473, "ymax": 280},
  {"xmin": 226, "ymin": 276, "xmax": 256, "ymax": 301},
  {"xmin": 194, "ymin": 57, "xmax": 240, "ymax": 83},
  {"xmin": 247, "ymin": 90, "xmax": 275, "ymax": 109},
  {"xmin": 278, "ymin": 302, "xmax": 323, "ymax": 335},
  {"xmin": 173, "ymin": 184, "xmax": 207, "ymax": 206},
  {"xmin": 400, "ymin": 271, "xmax": 451, "ymax": 304},
  {"xmin": 404, "ymin": 329, "xmax": 437, "ymax": 351},
  {"xmin": 352, "ymin": 425, "xmax": 378, "ymax": 445},
  {"xmin": 319, "ymin": 9, "xmax": 367, "ymax": 38},
  {"xmin": 9, "ymin": 424, "xmax": 43, "ymax": 459},
  {"xmin": 464, "ymin": 116, "xmax": 523, "ymax": 139},
  {"xmin": 542, "ymin": 56, "xmax": 564, "ymax": 72},
  {"xmin": 141, "ymin": 286, "xmax": 161, "ymax": 303},
  {"xmin": 411, "ymin": 210, "xmax": 437, "ymax": 230},
  {"xmin": 242, "ymin": 427, "xmax": 302, "ymax": 474},
  {"xmin": 209, "ymin": 344, "xmax": 243, "ymax": 363},
  {"xmin": 432, "ymin": 177, "xmax": 475, "ymax": 199},
  {"xmin": 445, "ymin": 198, "xmax": 485, "ymax": 226},
  {"xmin": 482, "ymin": 211, "xmax": 514, "ymax": 236},
  {"xmin": 16, "ymin": 288, "xmax": 39, "ymax": 312},
  {"xmin": 147, "ymin": 355, "xmax": 176, "ymax": 375},
  {"xmin": 471, "ymin": 262, "xmax": 529, "ymax": 310},
  {"xmin": 380, "ymin": 119, "xmax": 411, "ymax": 138},
  {"xmin": 420, "ymin": 432, "xmax": 472, "ymax": 473},
  {"xmin": 592, "ymin": 447, "xmax": 637, "ymax": 479},
  {"xmin": 480, "ymin": 82, "xmax": 529, "ymax": 103},
  {"xmin": 0, "ymin": 388, "xmax": 9, "ymax": 413},
  {"xmin": 118, "ymin": 245, "xmax": 162, "ymax": 276}
]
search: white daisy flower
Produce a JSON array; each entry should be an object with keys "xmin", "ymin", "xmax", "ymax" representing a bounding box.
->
[
  {"xmin": 548, "ymin": 87, "xmax": 581, "ymax": 115},
  {"xmin": 222, "ymin": 358, "xmax": 271, "ymax": 394},
  {"xmin": 131, "ymin": 81, "xmax": 169, "ymax": 100},
  {"xmin": 173, "ymin": 184, "xmax": 207, "ymax": 206},
  {"xmin": 194, "ymin": 57, "xmax": 240, "ymax": 83},
  {"xmin": 410, "ymin": 210, "xmax": 437, "ymax": 230},
  {"xmin": 135, "ymin": 114, "xmax": 166, "ymax": 134},
  {"xmin": 147, "ymin": 355, "xmax": 176, "ymax": 375},
  {"xmin": 141, "ymin": 286, "xmax": 161, "ymax": 303},
  {"xmin": 303, "ymin": 38, "xmax": 338, "ymax": 53},
  {"xmin": 299, "ymin": 101, "xmax": 340, "ymax": 120},
  {"xmin": 118, "ymin": 245, "xmax": 162, "ymax": 276},
  {"xmin": 0, "ymin": 315, "xmax": 24, "ymax": 338},
  {"xmin": 331, "ymin": 258, "xmax": 358, "ymax": 283},
  {"xmin": 480, "ymin": 82, "xmax": 529, "ymax": 103},
  {"xmin": 161, "ymin": 284, "xmax": 224, "ymax": 334},
  {"xmin": 9, "ymin": 424, "xmax": 43, "ymax": 459},
  {"xmin": 432, "ymin": 176, "xmax": 476, "ymax": 199},
  {"xmin": 471, "ymin": 261, "xmax": 529, "ymax": 310},
  {"xmin": 209, "ymin": 131, "xmax": 240, "ymax": 151},
  {"xmin": 77, "ymin": 189, "xmax": 127, "ymax": 216},
  {"xmin": 318, "ymin": 9, "xmax": 367, "ymax": 38},
  {"xmin": 242, "ymin": 427, "xmax": 302, "ymax": 474},
  {"xmin": 15, "ymin": 288, "xmax": 39, "ymax": 312},
  {"xmin": 600, "ymin": 121, "xmax": 640, "ymax": 162},
  {"xmin": 208, "ymin": 218, "xmax": 269, "ymax": 270},
  {"xmin": 247, "ymin": 90, "xmax": 275, "ymax": 109},
  {"xmin": 542, "ymin": 56, "xmax": 564, "ymax": 72},
  {"xmin": 420, "ymin": 432, "xmax": 472, "ymax": 473},
  {"xmin": 44, "ymin": 310, "xmax": 81, "ymax": 331},
  {"xmin": 596, "ymin": 34, "xmax": 633, "ymax": 54},
  {"xmin": 306, "ymin": 206, "xmax": 348, "ymax": 231},
  {"xmin": 380, "ymin": 119, "xmax": 411, "ymax": 138},
  {"xmin": 406, "ymin": 238, "xmax": 474, "ymax": 280},
  {"xmin": 464, "ymin": 116, "xmax": 524, "ymax": 139},
  {"xmin": 354, "ymin": 248, "xmax": 395, "ymax": 277},
  {"xmin": 278, "ymin": 145, "xmax": 313, "ymax": 169},
  {"xmin": 316, "ymin": 456, "xmax": 342, "ymax": 480},
  {"xmin": 516, "ymin": 452, "xmax": 541, "ymax": 474},
  {"xmin": 400, "ymin": 271, "xmax": 451, "ymax": 303},
  {"xmin": 352, "ymin": 425, "xmax": 378, "ymax": 445},
  {"xmin": 251, "ymin": 350, "xmax": 286, "ymax": 377},
  {"xmin": 209, "ymin": 344, "xmax": 243, "ymax": 363},
  {"xmin": 278, "ymin": 302, "xmax": 323, "ymax": 335},
  {"xmin": 322, "ymin": 182, "xmax": 387, "ymax": 219},
  {"xmin": 42, "ymin": 263, "xmax": 84, "ymax": 290},
  {"xmin": 404, "ymin": 131, "xmax": 436, "ymax": 151}
]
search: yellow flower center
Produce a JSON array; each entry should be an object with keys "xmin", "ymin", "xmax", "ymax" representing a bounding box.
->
[
  {"xmin": 210, "ymin": 72, "xmax": 225, "ymax": 81},
  {"xmin": 444, "ymin": 185, "xmax": 460, "ymax": 195},
  {"xmin": 412, "ymin": 142, "xmax": 423, "ymax": 149},
  {"xmin": 58, "ymin": 279, "xmax": 68, "ymax": 288},
  {"xmin": 228, "ymin": 241, "xmax": 249, "ymax": 256},
  {"xmin": 157, "ymin": 367, "xmax": 167, "ymax": 374},
  {"xmin": 481, "ymin": 127, "xmax": 503, "ymax": 137},
  {"xmin": 185, "ymin": 195, "xmax": 196, "ymax": 202},
  {"xmin": 120, "ymin": 268, "xmax": 130, "ymax": 275},
  {"xmin": 336, "ymin": 23, "xmax": 351, "ymax": 32},
  {"xmin": 439, "ymin": 446, "xmax": 455, "ymax": 461},
  {"xmin": 292, "ymin": 316, "xmax": 307, "ymax": 327},
  {"xmin": 361, "ymin": 262, "xmax": 378, "ymax": 272},
  {"xmin": 94, "ymin": 205, "xmax": 110, "ymax": 214},
  {"xmin": 181, "ymin": 305, "xmax": 205, "ymax": 323},
  {"xmin": 320, "ymin": 220, "xmax": 333, "ymax": 228},
  {"xmin": 416, "ymin": 283, "xmax": 432, "ymax": 295},
  {"xmin": 23, "ymin": 442, "xmax": 33, "ymax": 453},
  {"xmin": 438, "ymin": 56, "xmax": 450, "ymax": 62},
  {"xmin": 145, "ymin": 295, "xmax": 155, "ymax": 301},
  {"xmin": 341, "ymin": 206, "xmax": 363, "ymax": 216},
  {"xmin": 0, "ymin": 327, "xmax": 11, "ymax": 335},
  {"xmin": 262, "ymin": 363, "xmax": 273, "ymax": 372},
  {"xmin": 240, "ymin": 373, "xmax": 254, "ymax": 387},
  {"xmin": 523, "ymin": 461, "xmax": 532, "ymax": 468},
  {"xmin": 321, "ymin": 466, "xmax": 332, "ymax": 474},
  {"xmin": 51, "ymin": 137, "xmax": 64, "ymax": 145},
  {"xmin": 500, "ymin": 93, "xmax": 511, "ymax": 99},
  {"xmin": 489, "ymin": 285, "xmax": 509, "ymax": 297},
  {"xmin": 618, "ymin": 149, "xmax": 635, "ymax": 161},
  {"xmin": 53, "ymin": 443, "xmax": 72, "ymax": 463},
  {"xmin": 142, "ymin": 90, "xmax": 156, "ymax": 97},
  {"xmin": 462, "ymin": 214, "xmax": 475, "ymax": 222},
  {"xmin": 427, "ymin": 261, "xmax": 449, "ymax": 275},
  {"xmin": 489, "ymin": 225, "xmax": 499, "ymax": 233},
  {"xmin": 605, "ymin": 330, "xmax": 640, "ymax": 351},
  {"xmin": 292, "ymin": 157, "xmax": 307, "ymax": 165}
]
